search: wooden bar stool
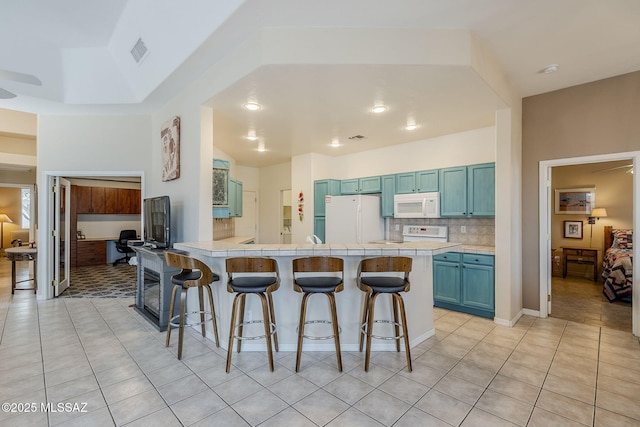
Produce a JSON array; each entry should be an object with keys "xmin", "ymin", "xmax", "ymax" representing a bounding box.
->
[
  {"xmin": 164, "ymin": 252, "xmax": 220, "ymax": 360},
  {"xmin": 357, "ymin": 256, "xmax": 412, "ymax": 372},
  {"xmin": 292, "ymin": 256, "xmax": 344, "ymax": 372},
  {"xmin": 225, "ymin": 257, "xmax": 280, "ymax": 372}
]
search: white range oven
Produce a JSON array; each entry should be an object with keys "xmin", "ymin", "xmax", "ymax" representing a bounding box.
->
[{"xmin": 402, "ymin": 225, "xmax": 448, "ymax": 242}]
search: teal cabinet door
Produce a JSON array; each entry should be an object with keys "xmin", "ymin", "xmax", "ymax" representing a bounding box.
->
[
  {"xmin": 468, "ymin": 163, "xmax": 495, "ymax": 217},
  {"xmin": 439, "ymin": 167, "xmax": 467, "ymax": 217},
  {"xmin": 340, "ymin": 179, "xmax": 359, "ymax": 194},
  {"xmin": 416, "ymin": 169, "xmax": 439, "ymax": 192},
  {"xmin": 381, "ymin": 174, "xmax": 395, "ymax": 217},
  {"xmin": 395, "ymin": 172, "xmax": 417, "ymax": 194},
  {"xmin": 233, "ymin": 179, "xmax": 243, "ymax": 217},
  {"xmin": 314, "ymin": 179, "xmax": 340, "ymax": 217},
  {"xmin": 314, "ymin": 216, "xmax": 325, "ymax": 243},
  {"xmin": 341, "ymin": 176, "xmax": 381, "ymax": 194},
  {"xmin": 433, "ymin": 260, "xmax": 461, "ymax": 304},
  {"xmin": 462, "ymin": 263, "xmax": 495, "ymax": 312},
  {"xmin": 359, "ymin": 176, "xmax": 381, "ymax": 193}
]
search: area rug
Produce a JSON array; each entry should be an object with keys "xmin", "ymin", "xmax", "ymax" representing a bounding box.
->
[{"xmin": 59, "ymin": 264, "xmax": 137, "ymax": 298}]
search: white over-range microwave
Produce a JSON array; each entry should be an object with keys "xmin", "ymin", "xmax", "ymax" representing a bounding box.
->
[{"xmin": 393, "ymin": 192, "xmax": 440, "ymax": 218}]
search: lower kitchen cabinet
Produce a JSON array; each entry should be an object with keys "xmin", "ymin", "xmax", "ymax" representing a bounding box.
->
[{"xmin": 433, "ymin": 252, "xmax": 494, "ymax": 319}]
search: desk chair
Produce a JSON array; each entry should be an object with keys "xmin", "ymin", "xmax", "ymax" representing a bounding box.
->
[
  {"xmin": 357, "ymin": 256, "xmax": 413, "ymax": 372},
  {"xmin": 113, "ymin": 229, "xmax": 137, "ymax": 265}
]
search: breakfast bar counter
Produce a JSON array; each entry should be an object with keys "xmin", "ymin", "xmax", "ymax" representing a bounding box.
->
[{"xmin": 173, "ymin": 241, "xmax": 461, "ymax": 352}]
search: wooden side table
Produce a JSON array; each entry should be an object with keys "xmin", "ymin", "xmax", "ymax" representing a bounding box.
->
[
  {"xmin": 562, "ymin": 247, "xmax": 598, "ymax": 282},
  {"xmin": 5, "ymin": 247, "xmax": 38, "ymax": 294}
]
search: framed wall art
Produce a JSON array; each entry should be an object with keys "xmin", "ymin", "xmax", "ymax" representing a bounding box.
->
[
  {"xmin": 554, "ymin": 187, "xmax": 595, "ymax": 214},
  {"xmin": 161, "ymin": 116, "xmax": 180, "ymax": 181},
  {"xmin": 563, "ymin": 220, "xmax": 583, "ymax": 239}
]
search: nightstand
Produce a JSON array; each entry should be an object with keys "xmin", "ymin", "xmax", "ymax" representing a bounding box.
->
[{"xmin": 562, "ymin": 247, "xmax": 598, "ymax": 282}]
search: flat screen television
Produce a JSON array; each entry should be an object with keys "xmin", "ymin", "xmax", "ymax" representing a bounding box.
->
[{"xmin": 143, "ymin": 196, "xmax": 171, "ymax": 248}]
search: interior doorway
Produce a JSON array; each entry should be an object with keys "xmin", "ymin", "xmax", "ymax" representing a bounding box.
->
[
  {"xmin": 539, "ymin": 152, "xmax": 639, "ymax": 336},
  {"xmin": 280, "ymin": 189, "xmax": 291, "ymax": 244}
]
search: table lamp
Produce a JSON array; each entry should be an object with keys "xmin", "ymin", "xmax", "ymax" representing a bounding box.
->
[
  {"xmin": 588, "ymin": 207, "xmax": 607, "ymax": 248},
  {"xmin": 0, "ymin": 213, "xmax": 13, "ymax": 252}
]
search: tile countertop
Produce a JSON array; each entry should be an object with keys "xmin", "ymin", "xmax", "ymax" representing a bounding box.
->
[
  {"xmin": 460, "ymin": 245, "xmax": 495, "ymax": 255},
  {"xmin": 214, "ymin": 236, "xmax": 255, "ymax": 244},
  {"xmin": 174, "ymin": 240, "xmax": 463, "ymax": 257}
]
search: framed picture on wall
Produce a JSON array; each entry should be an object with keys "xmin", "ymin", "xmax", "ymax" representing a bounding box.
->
[
  {"xmin": 554, "ymin": 187, "xmax": 595, "ymax": 214},
  {"xmin": 161, "ymin": 116, "xmax": 180, "ymax": 182},
  {"xmin": 563, "ymin": 220, "xmax": 583, "ymax": 239}
]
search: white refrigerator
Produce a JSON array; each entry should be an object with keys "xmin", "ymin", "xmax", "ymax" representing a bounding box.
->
[{"xmin": 325, "ymin": 194, "xmax": 384, "ymax": 244}]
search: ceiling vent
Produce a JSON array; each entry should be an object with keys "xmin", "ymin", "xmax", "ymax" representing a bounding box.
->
[
  {"xmin": 348, "ymin": 135, "xmax": 366, "ymax": 140},
  {"xmin": 130, "ymin": 37, "xmax": 149, "ymax": 64}
]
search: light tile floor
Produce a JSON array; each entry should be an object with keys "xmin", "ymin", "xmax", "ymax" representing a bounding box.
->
[{"xmin": 1, "ymin": 259, "xmax": 640, "ymax": 426}]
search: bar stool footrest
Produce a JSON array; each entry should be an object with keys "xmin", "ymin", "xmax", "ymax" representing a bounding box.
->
[
  {"xmin": 361, "ymin": 319, "xmax": 405, "ymax": 340},
  {"xmin": 169, "ymin": 310, "xmax": 214, "ymax": 328},
  {"xmin": 297, "ymin": 319, "xmax": 342, "ymax": 340},
  {"xmin": 234, "ymin": 320, "xmax": 277, "ymax": 341}
]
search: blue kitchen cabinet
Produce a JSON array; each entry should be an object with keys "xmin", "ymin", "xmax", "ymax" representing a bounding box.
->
[
  {"xmin": 381, "ymin": 174, "xmax": 395, "ymax": 217},
  {"xmin": 433, "ymin": 252, "xmax": 494, "ymax": 319},
  {"xmin": 314, "ymin": 179, "xmax": 341, "ymax": 217},
  {"xmin": 395, "ymin": 169, "xmax": 438, "ymax": 194},
  {"xmin": 313, "ymin": 216, "xmax": 325, "ymax": 243},
  {"xmin": 229, "ymin": 178, "xmax": 243, "ymax": 217},
  {"xmin": 467, "ymin": 163, "xmax": 495, "ymax": 217},
  {"xmin": 439, "ymin": 167, "xmax": 467, "ymax": 216},
  {"xmin": 433, "ymin": 252, "xmax": 461, "ymax": 304},
  {"xmin": 313, "ymin": 179, "xmax": 341, "ymax": 241},
  {"xmin": 440, "ymin": 163, "xmax": 494, "ymax": 217},
  {"xmin": 340, "ymin": 176, "xmax": 381, "ymax": 194}
]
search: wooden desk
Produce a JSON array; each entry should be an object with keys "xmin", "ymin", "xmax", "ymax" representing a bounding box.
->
[
  {"xmin": 5, "ymin": 247, "xmax": 37, "ymax": 294},
  {"xmin": 562, "ymin": 247, "xmax": 598, "ymax": 282}
]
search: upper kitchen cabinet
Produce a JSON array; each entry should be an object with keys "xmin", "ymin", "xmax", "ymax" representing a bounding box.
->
[
  {"xmin": 381, "ymin": 174, "xmax": 395, "ymax": 217},
  {"xmin": 75, "ymin": 186, "xmax": 105, "ymax": 214},
  {"xmin": 340, "ymin": 176, "xmax": 381, "ymax": 194},
  {"xmin": 467, "ymin": 163, "xmax": 495, "ymax": 217},
  {"xmin": 229, "ymin": 178, "xmax": 243, "ymax": 217},
  {"xmin": 314, "ymin": 179, "xmax": 340, "ymax": 217},
  {"xmin": 439, "ymin": 163, "xmax": 495, "ymax": 217},
  {"xmin": 395, "ymin": 169, "xmax": 438, "ymax": 194},
  {"xmin": 105, "ymin": 188, "xmax": 141, "ymax": 214}
]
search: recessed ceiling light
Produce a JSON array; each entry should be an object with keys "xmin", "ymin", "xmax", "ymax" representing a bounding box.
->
[
  {"xmin": 246, "ymin": 130, "xmax": 258, "ymax": 141},
  {"xmin": 244, "ymin": 102, "xmax": 262, "ymax": 111},
  {"xmin": 257, "ymin": 140, "xmax": 266, "ymax": 152},
  {"xmin": 404, "ymin": 124, "xmax": 418, "ymax": 131},
  {"xmin": 330, "ymin": 137, "xmax": 341, "ymax": 147},
  {"xmin": 372, "ymin": 104, "xmax": 387, "ymax": 114},
  {"xmin": 541, "ymin": 64, "xmax": 559, "ymax": 74}
]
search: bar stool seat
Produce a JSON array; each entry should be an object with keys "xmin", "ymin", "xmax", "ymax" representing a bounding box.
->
[
  {"xmin": 225, "ymin": 257, "xmax": 280, "ymax": 372},
  {"xmin": 357, "ymin": 256, "xmax": 412, "ymax": 372},
  {"xmin": 293, "ymin": 256, "xmax": 344, "ymax": 372},
  {"xmin": 165, "ymin": 252, "xmax": 220, "ymax": 360}
]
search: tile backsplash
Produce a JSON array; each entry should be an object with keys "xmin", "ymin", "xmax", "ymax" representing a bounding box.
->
[
  {"xmin": 213, "ymin": 218, "xmax": 234, "ymax": 240},
  {"xmin": 388, "ymin": 218, "xmax": 495, "ymax": 246}
]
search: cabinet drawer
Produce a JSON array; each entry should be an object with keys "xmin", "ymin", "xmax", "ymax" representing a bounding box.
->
[
  {"xmin": 462, "ymin": 253, "xmax": 494, "ymax": 266},
  {"xmin": 434, "ymin": 252, "xmax": 461, "ymax": 263}
]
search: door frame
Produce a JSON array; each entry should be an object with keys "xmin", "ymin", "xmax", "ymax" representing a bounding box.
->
[
  {"xmin": 39, "ymin": 170, "xmax": 145, "ymax": 300},
  {"xmin": 539, "ymin": 151, "xmax": 639, "ymax": 335}
]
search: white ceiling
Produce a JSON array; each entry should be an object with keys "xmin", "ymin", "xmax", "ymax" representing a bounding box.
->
[{"xmin": 1, "ymin": 0, "xmax": 640, "ymax": 167}]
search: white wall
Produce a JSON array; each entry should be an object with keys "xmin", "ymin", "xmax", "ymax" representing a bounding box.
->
[{"xmin": 258, "ymin": 162, "xmax": 291, "ymax": 243}]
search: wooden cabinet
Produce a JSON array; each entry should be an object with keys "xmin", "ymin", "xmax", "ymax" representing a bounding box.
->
[
  {"xmin": 75, "ymin": 186, "xmax": 93, "ymax": 214},
  {"xmin": 75, "ymin": 186, "xmax": 140, "ymax": 214},
  {"xmin": 76, "ymin": 240, "xmax": 107, "ymax": 266},
  {"xmin": 433, "ymin": 252, "xmax": 494, "ymax": 319},
  {"xmin": 395, "ymin": 169, "xmax": 438, "ymax": 194},
  {"xmin": 340, "ymin": 176, "xmax": 381, "ymax": 194},
  {"xmin": 440, "ymin": 163, "xmax": 494, "ymax": 217}
]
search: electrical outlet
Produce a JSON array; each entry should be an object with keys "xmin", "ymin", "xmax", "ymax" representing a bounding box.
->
[
  {"xmin": 395, "ymin": 224, "xmax": 400, "ymax": 231},
  {"xmin": 461, "ymin": 226, "xmax": 467, "ymax": 233}
]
